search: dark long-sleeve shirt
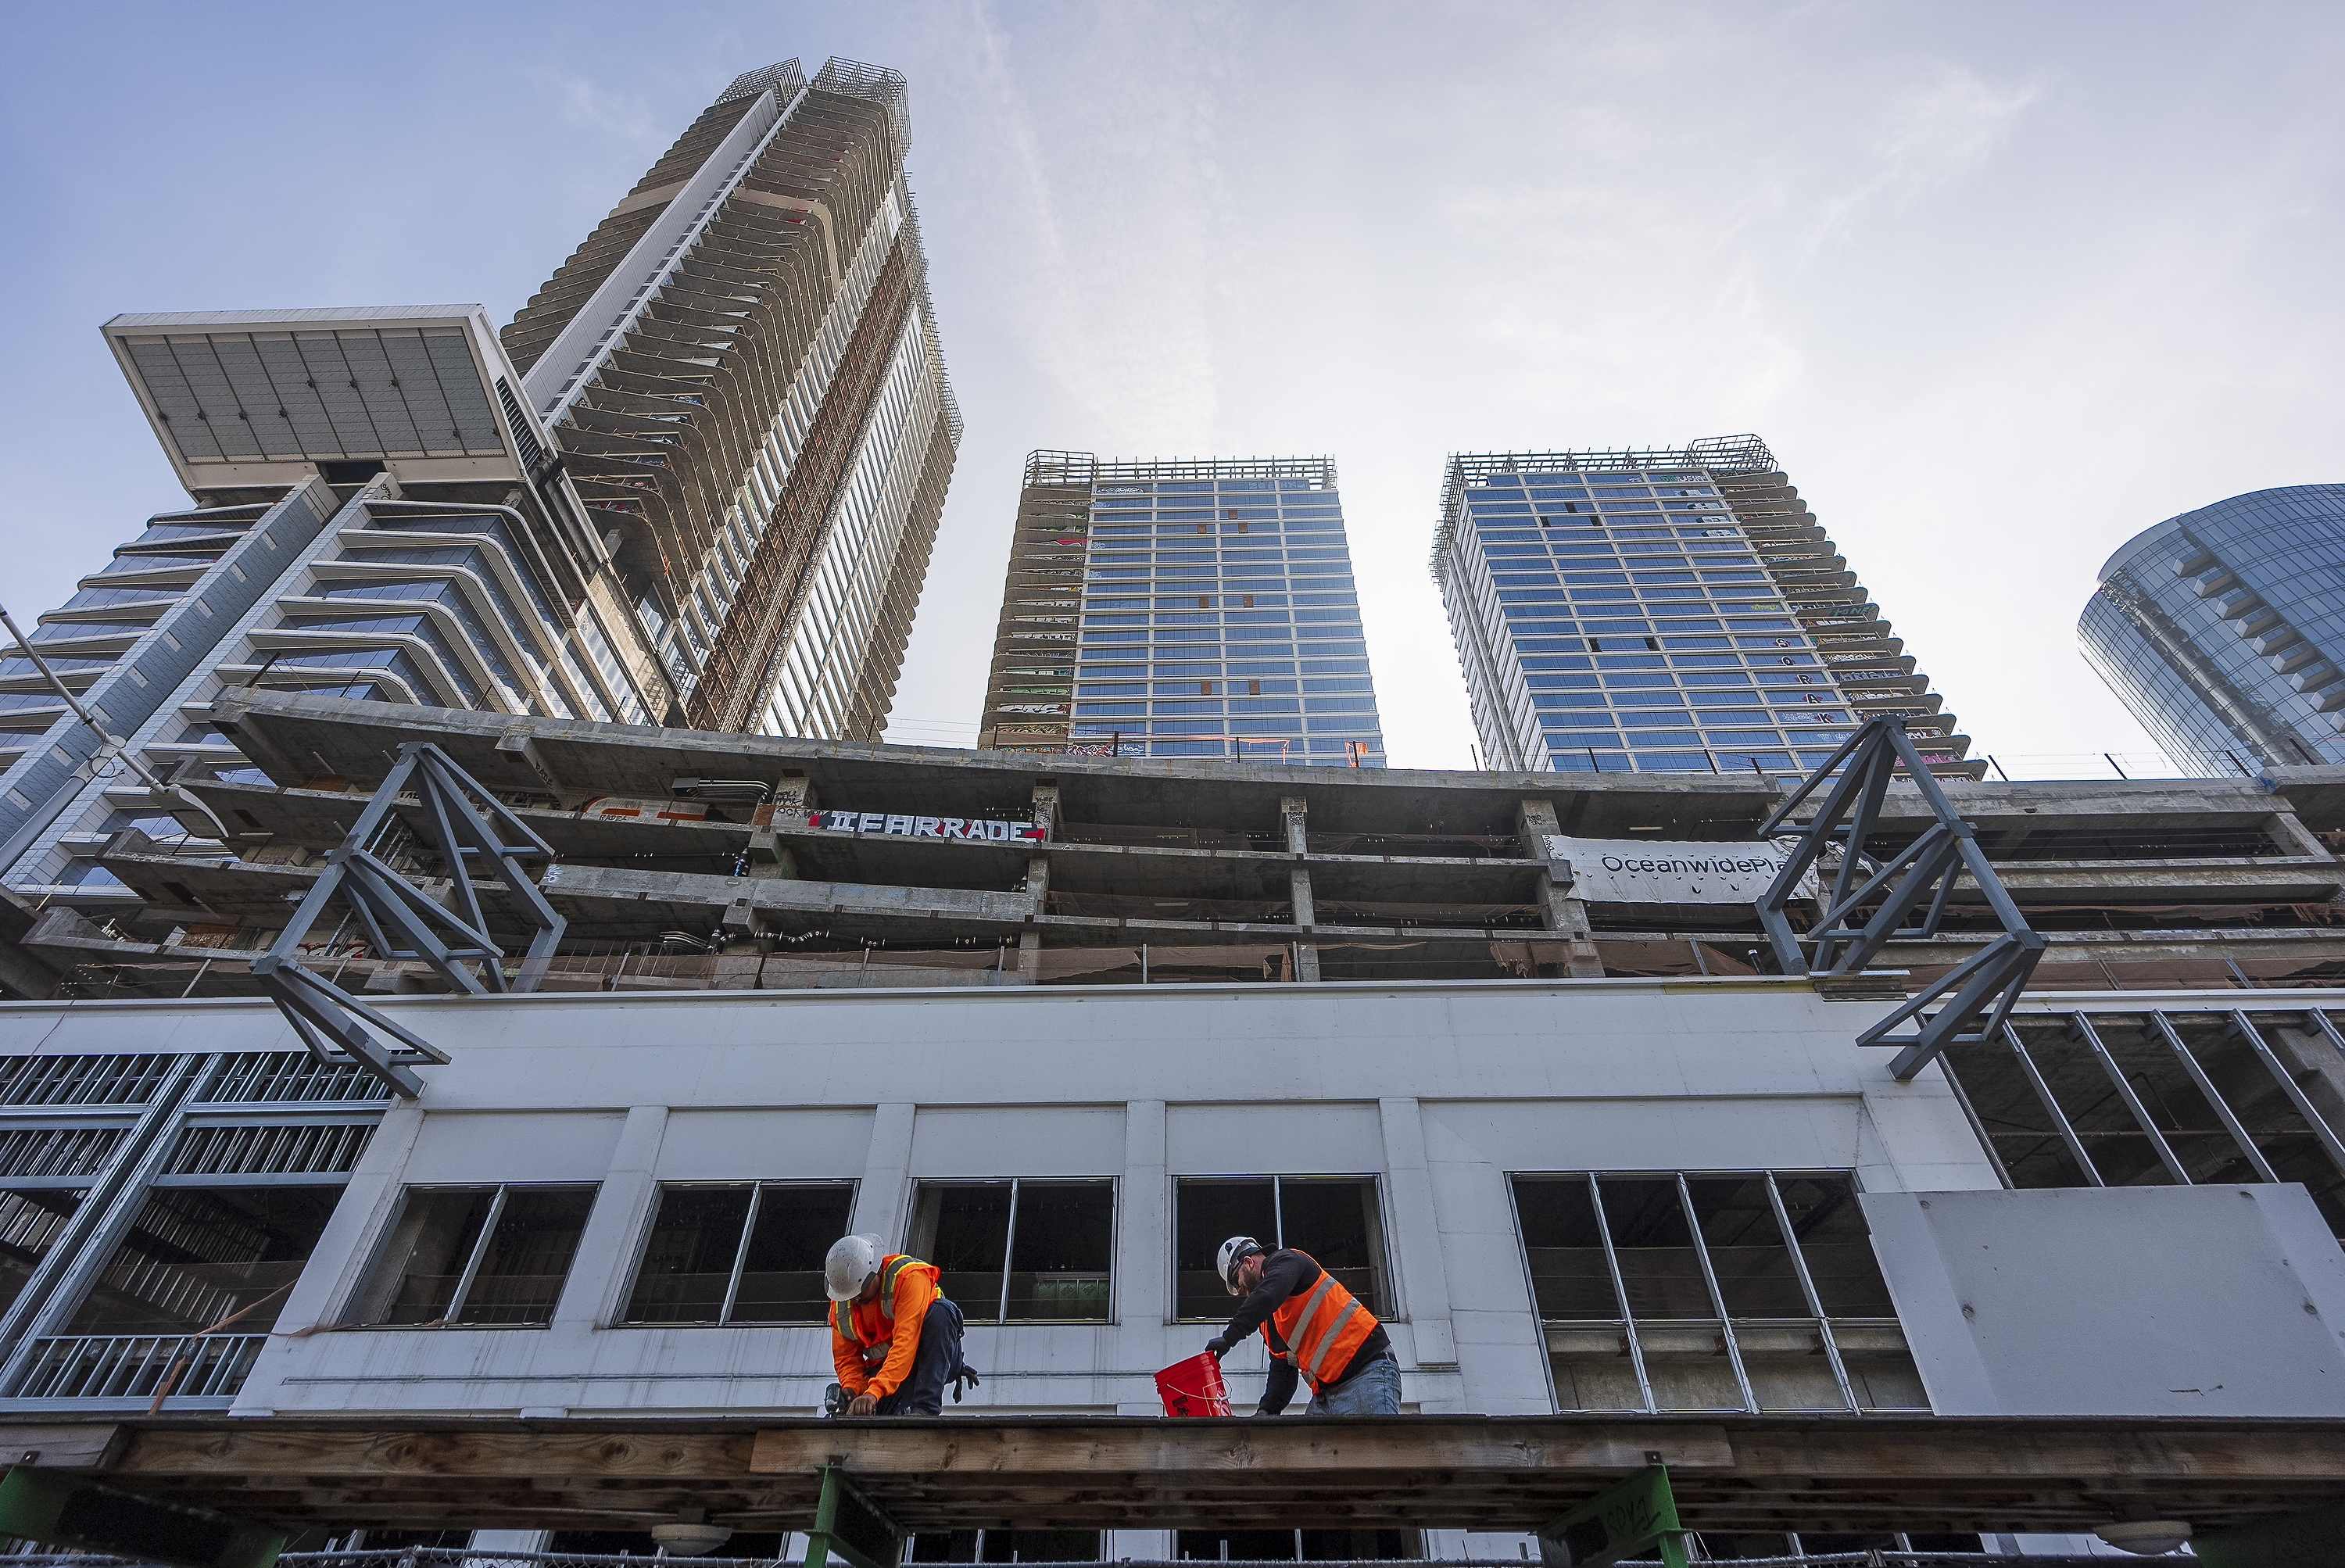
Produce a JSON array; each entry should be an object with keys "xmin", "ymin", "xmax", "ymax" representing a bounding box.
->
[{"xmin": 1213, "ymin": 1248, "xmax": 1389, "ymax": 1415}]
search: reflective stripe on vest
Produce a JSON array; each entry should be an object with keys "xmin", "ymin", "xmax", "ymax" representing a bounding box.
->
[
  {"xmin": 833, "ymin": 1254, "xmax": 931, "ymax": 1369},
  {"xmin": 1258, "ymin": 1252, "xmax": 1378, "ymax": 1393}
]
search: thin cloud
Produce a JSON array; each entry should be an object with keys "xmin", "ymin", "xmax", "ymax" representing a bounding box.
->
[{"xmin": 1805, "ymin": 66, "xmax": 2046, "ymax": 260}]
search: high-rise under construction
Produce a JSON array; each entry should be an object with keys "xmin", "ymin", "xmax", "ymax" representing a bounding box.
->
[
  {"xmin": 977, "ymin": 452, "xmax": 1386, "ymax": 766},
  {"xmin": 0, "ymin": 57, "xmax": 958, "ymax": 927},
  {"xmin": 1432, "ymin": 435, "xmax": 1971, "ymax": 775},
  {"xmin": 505, "ymin": 59, "xmax": 960, "ymax": 741}
]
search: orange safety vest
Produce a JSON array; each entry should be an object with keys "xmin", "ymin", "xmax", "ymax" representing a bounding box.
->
[
  {"xmin": 1258, "ymin": 1251, "xmax": 1380, "ymax": 1394},
  {"xmin": 832, "ymin": 1254, "xmax": 940, "ymax": 1373}
]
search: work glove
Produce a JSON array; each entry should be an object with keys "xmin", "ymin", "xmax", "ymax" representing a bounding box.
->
[{"xmin": 1204, "ymin": 1337, "xmax": 1229, "ymax": 1359}]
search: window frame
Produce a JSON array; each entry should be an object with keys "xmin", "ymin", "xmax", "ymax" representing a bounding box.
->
[
  {"xmin": 1169, "ymin": 1172, "xmax": 1394, "ymax": 1324},
  {"xmin": 1505, "ymin": 1167, "xmax": 1909, "ymax": 1417},
  {"xmin": 617, "ymin": 1178, "xmax": 859, "ymax": 1327},
  {"xmin": 902, "ymin": 1176, "xmax": 1119, "ymax": 1326},
  {"xmin": 343, "ymin": 1180, "xmax": 599, "ymax": 1330}
]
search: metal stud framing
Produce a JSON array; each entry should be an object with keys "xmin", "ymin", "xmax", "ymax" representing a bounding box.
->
[{"xmin": 1938, "ymin": 1006, "xmax": 2345, "ymax": 1205}]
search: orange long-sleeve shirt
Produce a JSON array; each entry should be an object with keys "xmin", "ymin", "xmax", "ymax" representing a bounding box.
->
[{"xmin": 831, "ymin": 1256, "xmax": 940, "ymax": 1399}]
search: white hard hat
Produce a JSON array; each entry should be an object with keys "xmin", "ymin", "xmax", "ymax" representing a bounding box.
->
[
  {"xmin": 825, "ymin": 1234, "xmax": 883, "ymax": 1302},
  {"xmin": 1217, "ymin": 1235, "xmax": 1264, "ymax": 1295}
]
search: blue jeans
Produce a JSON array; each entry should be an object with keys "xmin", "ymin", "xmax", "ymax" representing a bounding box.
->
[
  {"xmin": 1305, "ymin": 1351, "xmax": 1401, "ymax": 1416},
  {"xmin": 874, "ymin": 1296, "xmax": 965, "ymax": 1416}
]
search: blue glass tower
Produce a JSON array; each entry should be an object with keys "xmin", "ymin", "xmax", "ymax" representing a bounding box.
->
[
  {"xmin": 2081, "ymin": 485, "xmax": 2345, "ymax": 769},
  {"xmin": 979, "ymin": 453, "xmax": 1386, "ymax": 766},
  {"xmin": 1434, "ymin": 436, "xmax": 1971, "ymax": 775}
]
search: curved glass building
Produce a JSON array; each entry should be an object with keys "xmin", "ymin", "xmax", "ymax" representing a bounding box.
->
[{"xmin": 2081, "ymin": 485, "xmax": 2345, "ymax": 768}]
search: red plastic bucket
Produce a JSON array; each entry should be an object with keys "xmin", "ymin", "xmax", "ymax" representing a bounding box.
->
[{"xmin": 1155, "ymin": 1351, "xmax": 1233, "ymax": 1417}]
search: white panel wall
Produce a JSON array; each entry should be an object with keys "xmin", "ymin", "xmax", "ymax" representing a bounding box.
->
[
  {"xmin": 0, "ymin": 976, "xmax": 2003, "ymax": 1419},
  {"xmin": 658, "ymin": 1109, "xmax": 875, "ymax": 1180},
  {"xmin": 1166, "ymin": 1103, "xmax": 1382, "ymax": 1174}
]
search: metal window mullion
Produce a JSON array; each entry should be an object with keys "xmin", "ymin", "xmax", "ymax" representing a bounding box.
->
[
  {"xmin": 2002, "ymin": 1022, "xmax": 2103, "ymax": 1186},
  {"xmin": 2303, "ymin": 1009, "xmax": 2345, "ymax": 1062},
  {"xmin": 1270, "ymin": 1176, "xmax": 1285, "ymax": 1251},
  {"xmin": 720, "ymin": 1183, "xmax": 764, "ymax": 1326},
  {"xmin": 1584, "ymin": 1173, "xmax": 1654, "ymax": 1413},
  {"xmin": 2229, "ymin": 1011, "xmax": 2345, "ymax": 1176},
  {"xmin": 445, "ymin": 1184, "xmax": 508, "ymax": 1325},
  {"xmin": 998, "ymin": 1179, "xmax": 1019, "ymax": 1325},
  {"xmin": 1675, "ymin": 1173, "xmax": 1757, "ymax": 1413},
  {"xmin": 1935, "ymin": 1055, "xmax": 2014, "ymax": 1190},
  {"xmin": 1763, "ymin": 1173, "xmax": 1858, "ymax": 1413},
  {"xmin": 2150, "ymin": 1012, "xmax": 2278, "ymax": 1181},
  {"xmin": 0, "ymin": 1054, "xmax": 207, "ymax": 1390},
  {"xmin": 2071, "ymin": 1015, "xmax": 2191, "ymax": 1185}
]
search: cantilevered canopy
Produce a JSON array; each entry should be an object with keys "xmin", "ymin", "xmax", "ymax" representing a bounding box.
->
[{"xmin": 102, "ymin": 305, "xmax": 542, "ymax": 491}]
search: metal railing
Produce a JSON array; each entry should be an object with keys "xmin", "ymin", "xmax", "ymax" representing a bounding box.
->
[{"xmin": 9, "ymin": 1331, "xmax": 263, "ymax": 1402}]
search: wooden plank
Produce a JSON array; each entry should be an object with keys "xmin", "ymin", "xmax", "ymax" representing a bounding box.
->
[
  {"xmin": 118, "ymin": 1427, "xmax": 756, "ymax": 1480},
  {"xmin": 0, "ymin": 1424, "xmax": 124, "ymax": 1470},
  {"xmin": 747, "ymin": 1421, "xmax": 1735, "ymax": 1477},
  {"xmin": 82, "ymin": 1415, "xmax": 2345, "ymax": 1538}
]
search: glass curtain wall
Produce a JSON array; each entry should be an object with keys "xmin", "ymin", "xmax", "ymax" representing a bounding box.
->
[{"xmin": 1070, "ymin": 464, "xmax": 1385, "ymax": 766}]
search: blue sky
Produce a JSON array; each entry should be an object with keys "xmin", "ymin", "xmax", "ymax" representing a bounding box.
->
[{"xmin": 5, "ymin": 2, "xmax": 2342, "ymax": 772}]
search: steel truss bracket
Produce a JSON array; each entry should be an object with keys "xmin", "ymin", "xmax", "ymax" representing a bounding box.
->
[
  {"xmin": 800, "ymin": 1462, "xmax": 903, "ymax": 1568},
  {"xmin": 254, "ymin": 743, "xmax": 567, "ymax": 1100},
  {"xmin": 1756, "ymin": 716, "xmax": 2044, "ymax": 1081},
  {"xmin": 1535, "ymin": 1464, "xmax": 1688, "ymax": 1568}
]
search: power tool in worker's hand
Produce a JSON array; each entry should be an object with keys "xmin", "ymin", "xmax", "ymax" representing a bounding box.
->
[{"xmin": 822, "ymin": 1382, "xmax": 847, "ymax": 1417}]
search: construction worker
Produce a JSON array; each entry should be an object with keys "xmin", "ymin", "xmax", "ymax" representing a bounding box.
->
[
  {"xmin": 1203, "ymin": 1234, "xmax": 1400, "ymax": 1416},
  {"xmin": 824, "ymin": 1234, "xmax": 971, "ymax": 1415}
]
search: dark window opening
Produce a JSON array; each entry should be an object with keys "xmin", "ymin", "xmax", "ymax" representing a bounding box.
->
[
  {"xmin": 623, "ymin": 1181, "xmax": 855, "ymax": 1325},
  {"xmin": 910, "ymin": 1529, "xmax": 1104, "ymax": 1562},
  {"xmin": 1174, "ymin": 1529, "xmax": 1414, "ymax": 1561},
  {"xmin": 66, "ymin": 1185, "xmax": 338, "ymax": 1334},
  {"xmin": 908, "ymin": 1179, "xmax": 1115, "ymax": 1323},
  {"xmin": 330, "ymin": 1530, "xmax": 474, "ymax": 1551},
  {"xmin": 1512, "ymin": 1171, "xmax": 1921, "ymax": 1415},
  {"xmin": 347, "ymin": 1183, "xmax": 596, "ymax": 1326},
  {"xmin": 318, "ymin": 460, "xmax": 386, "ymax": 485},
  {"xmin": 550, "ymin": 1530, "xmax": 790, "ymax": 1556},
  {"xmin": 1173, "ymin": 1176, "xmax": 1386, "ymax": 1322},
  {"xmin": 0, "ymin": 1190, "xmax": 84, "ymax": 1319}
]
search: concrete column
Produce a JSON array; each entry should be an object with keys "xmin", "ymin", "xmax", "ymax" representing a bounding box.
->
[
  {"xmin": 275, "ymin": 1101, "xmax": 427, "ymax": 1334},
  {"xmin": 1118, "ymin": 1101, "xmax": 1169, "ymax": 1343},
  {"xmin": 1018, "ymin": 781, "xmax": 1060, "ymax": 983},
  {"xmin": 2268, "ymin": 807, "xmax": 2333, "ymax": 859},
  {"xmin": 553, "ymin": 1104, "xmax": 670, "ymax": 1329},
  {"xmin": 851, "ymin": 1101, "xmax": 918, "ymax": 1244},
  {"xmin": 1518, "ymin": 797, "xmax": 1602, "ymax": 978},
  {"xmin": 1283, "ymin": 794, "xmax": 1320, "ymax": 982},
  {"xmin": 748, "ymin": 771, "xmax": 815, "ymax": 879},
  {"xmin": 1377, "ymin": 1097, "xmax": 1458, "ymax": 1369}
]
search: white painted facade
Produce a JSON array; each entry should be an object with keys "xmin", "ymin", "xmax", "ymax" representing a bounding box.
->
[
  {"xmin": 0, "ymin": 976, "xmax": 1992, "ymax": 1423},
  {"xmin": 5, "ymin": 975, "xmax": 2344, "ymax": 1556}
]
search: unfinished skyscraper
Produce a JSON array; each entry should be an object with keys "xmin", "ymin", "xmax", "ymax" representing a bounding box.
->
[
  {"xmin": 504, "ymin": 59, "xmax": 960, "ymax": 740},
  {"xmin": 978, "ymin": 453, "xmax": 1386, "ymax": 766},
  {"xmin": 0, "ymin": 57, "xmax": 958, "ymax": 953},
  {"xmin": 1433, "ymin": 436, "xmax": 1971, "ymax": 775}
]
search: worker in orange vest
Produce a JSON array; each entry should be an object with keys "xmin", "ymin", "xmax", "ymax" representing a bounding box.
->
[
  {"xmin": 824, "ymin": 1234, "xmax": 972, "ymax": 1415},
  {"xmin": 1203, "ymin": 1234, "xmax": 1400, "ymax": 1416}
]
